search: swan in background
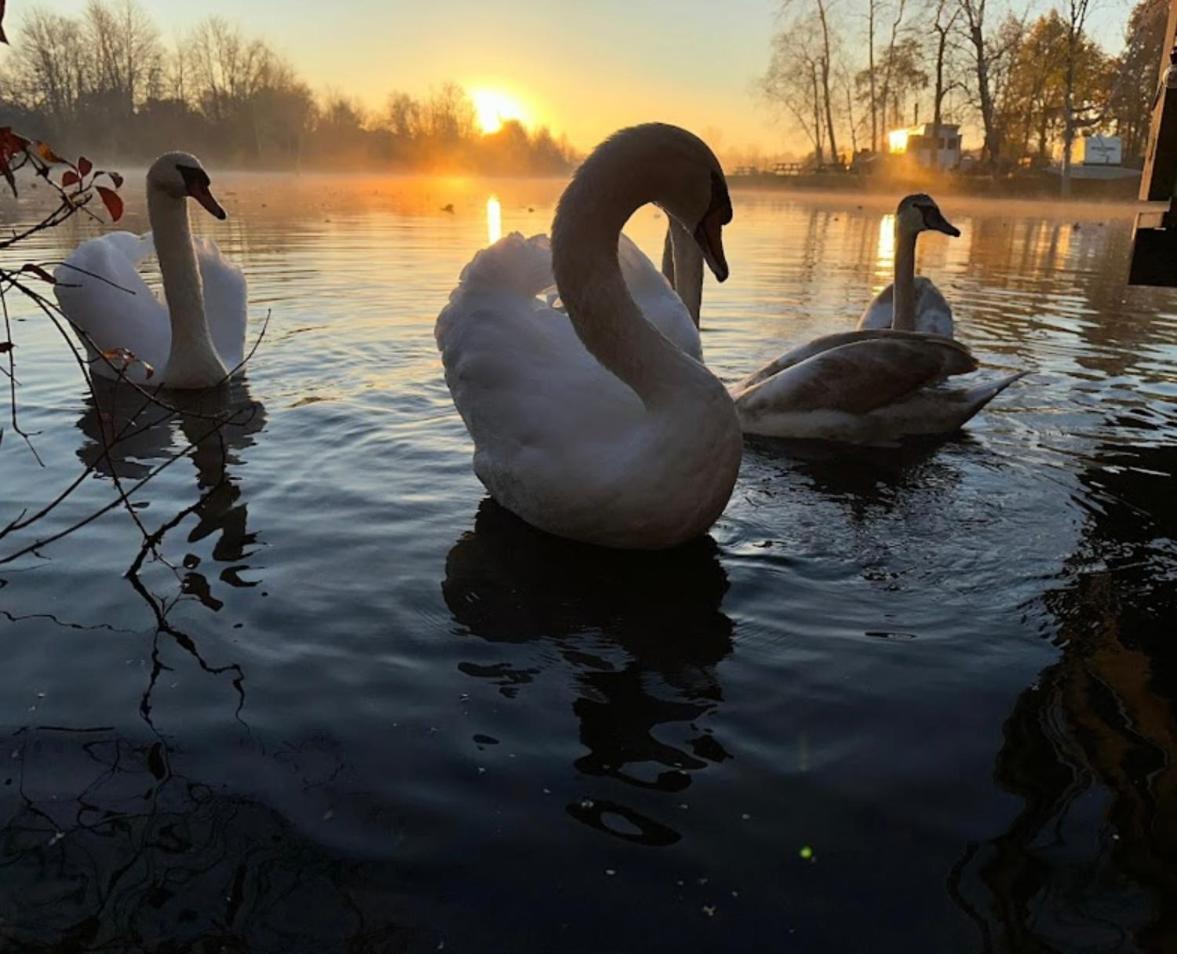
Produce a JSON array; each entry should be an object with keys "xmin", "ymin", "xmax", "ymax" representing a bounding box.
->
[
  {"xmin": 436, "ymin": 124, "xmax": 741, "ymax": 550},
  {"xmin": 662, "ymin": 218, "xmax": 1026, "ymax": 444},
  {"xmin": 55, "ymin": 152, "xmax": 246, "ymax": 389},
  {"xmin": 729, "ymin": 330, "xmax": 1026, "ymax": 443},
  {"xmin": 858, "ymin": 193, "xmax": 958, "ymax": 336}
]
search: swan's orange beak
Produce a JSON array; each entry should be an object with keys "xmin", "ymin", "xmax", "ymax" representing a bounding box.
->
[
  {"xmin": 694, "ymin": 208, "xmax": 729, "ymax": 283},
  {"xmin": 177, "ymin": 163, "xmax": 228, "ymax": 220},
  {"xmin": 190, "ymin": 182, "xmax": 227, "ymax": 221}
]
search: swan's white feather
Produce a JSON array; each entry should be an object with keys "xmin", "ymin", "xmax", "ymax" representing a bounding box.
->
[
  {"xmin": 195, "ymin": 236, "xmax": 248, "ymax": 370},
  {"xmin": 858, "ymin": 277, "xmax": 954, "ymax": 337},
  {"xmin": 533, "ymin": 234, "xmax": 701, "ymax": 360},
  {"xmin": 615, "ymin": 234, "xmax": 702, "ymax": 359},
  {"xmin": 436, "ymin": 232, "xmax": 734, "ymax": 549},
  {"xmin": 54, "ymin": 230, "xmax": 247, "ymax": 383}
]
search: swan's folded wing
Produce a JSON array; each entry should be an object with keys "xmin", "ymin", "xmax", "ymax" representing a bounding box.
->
[
  {"xmin": 734, "ymin": 329, "xmax": 973, "ymax": 393},
  {"xmin": 53, "ymin": 231, "xmax": 170, "ymax": 374},
  {"xmin": 858, "ymin": 278, "xmax": 953, "ymax": 336},
  {"xmin": 857, "ymin": 283, "xmax": 896, "ymax": 330},
  {"xmin": 910, "ymin": 278, "xmax": 954, "ymax": 337},
  {"xmin": 736, "ymin": 334, "xmax": 978, "ymax": 416},
  {"xmin": 194, "ymin": 237, "xmax": 248, "ymax": 370},
  {"xmin": 616, "ymin": 233, "xmax": 701, "ymax": 360},
  {"xmin": 437, "ymin": 234, "xmax": 644, "ymax": 484}
]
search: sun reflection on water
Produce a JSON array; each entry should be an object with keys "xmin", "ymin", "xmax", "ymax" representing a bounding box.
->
[
  {"xmin": 876, "ymin": 213, "xmax": 896, "ymax": 275},
  {"xmin": 487, "ymin": 195, "xmax": 502, "ymax": 244}
]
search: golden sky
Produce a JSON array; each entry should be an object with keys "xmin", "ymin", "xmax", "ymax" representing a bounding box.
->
[{"xmin": 27, "ymin": 0, "xmax": 1137, "ymax": 160}]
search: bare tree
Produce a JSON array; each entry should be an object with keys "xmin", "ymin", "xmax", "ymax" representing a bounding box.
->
[
  {"xmin": 814, "ymin": 0, "xmax": 841, "ymax": 164},
  {"xmin": 83, "ymin": 0, "xmax": 161, "ymax": 117},
  {"xmin": 1059, "ymin": 0, "xmax": 1094, "ymax": 195},
  {"xmin": 761, "ymin": 14, "xmax": 830, "ymax": 163},
  {"xmin": 878, "ymin": 0, "xmax": 908, "ymax": 129},
  {"xmin": 4, "ymin": 10, "xmax": 90, "ymax": 127},
  {"xmin": 867, "ymin": 0, "xmax": 880, "ymax": 148},
  {"xmin": 930, "ymin": 0, "xmax": 962, "ymax": 138},
  {"xmin": 958, "ymin": 0, "xmax": 1009, "ymax": 167}
]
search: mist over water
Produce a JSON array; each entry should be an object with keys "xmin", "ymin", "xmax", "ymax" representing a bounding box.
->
[{"xmin": 1, "ymin": 177, "xmax": 1175, "ymax": 952}]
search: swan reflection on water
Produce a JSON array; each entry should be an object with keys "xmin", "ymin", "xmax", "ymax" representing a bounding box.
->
[
  {"xmin": 75, "ymin": 376, "xmax": 267, "ymax": 607},
  {"xmin": 443, "ymin": 498, "xmax": 733, "ymax": 845}
]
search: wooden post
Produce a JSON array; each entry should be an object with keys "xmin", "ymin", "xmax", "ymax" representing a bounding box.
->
[{"xmin": 1140, "ymin": 0, "xmax": 1177, "ymax": 201}]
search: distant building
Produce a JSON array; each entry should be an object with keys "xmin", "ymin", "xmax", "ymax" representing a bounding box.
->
[
  {"xmin": 1047, "ymin": 134, "xmax": 1138, "ymax": 182},
  {"xmin": 886, "ymin": 123, "xmax": 962, "ymax": 170},
  {"xmin": 1074, "ymin": 135, "xmax": 1122, "ymax": 166}
]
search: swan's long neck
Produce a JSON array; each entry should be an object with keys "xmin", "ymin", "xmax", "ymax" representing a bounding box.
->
[
  {"xmin": 664, "ymin": 220, "xmax": 703, "ymax": 328},
  {"xmin": 148, "ymin": 189, "xmax": 227, "ymax": 386},
  {"xmin": 552, "ymin": 163, "xmax": 705, "ymax": 407},
  {"xmin": 892, "ymin": 221, "xmax": 919, "ymax": 331}
]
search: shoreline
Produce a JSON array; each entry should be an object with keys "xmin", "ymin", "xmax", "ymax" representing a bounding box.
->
[{"xmin": 728, "ymin": 171, "xmax": 1143, "ymax": 202}]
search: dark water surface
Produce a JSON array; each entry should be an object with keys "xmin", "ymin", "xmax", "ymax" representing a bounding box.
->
[{"xmin": 1, "ymin": 177, "xmax": 1175, "ymax": 952}]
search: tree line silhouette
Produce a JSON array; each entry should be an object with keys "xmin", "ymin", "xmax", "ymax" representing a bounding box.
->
[{"xmin": 0, "ymin": 1, "xmax": 576, "ymax": 173}]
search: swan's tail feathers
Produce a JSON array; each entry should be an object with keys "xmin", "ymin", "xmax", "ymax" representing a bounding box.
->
[
  {"xmin": 963, "ymin": 370, "xmax": 1029, "ymax": 413},
  {"xmin": 457, "ymin": 232, "xmax": 553, "ymax": 298}
]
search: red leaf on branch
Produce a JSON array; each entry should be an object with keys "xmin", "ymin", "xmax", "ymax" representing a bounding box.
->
[
  {"xmin": 0, "ymin": 342, "xmax": 13, "ymax": 355},
  {"xmin": 77, "ymin": 156, "xmax": 92, "ymax": 176},
  {"xmin": 96, "ymin": 185, "xmax": 124, "ymax": 221},
  {"xmin": 0, "ymin": 127, "xmax": 28, "ymax": 161},
  {"xmin": 0, "ymin": 154, "xmax": 13, "ymax": 197},
  {"xmin": 20, "ymin": 264, "xmax": 57, "ymax": 284},
  {"xmin": 62, "ymin": 170, "xmax": 80, "ymax": 188},
  {"xmin": 105, "ymin": 171, "xmax": 124, "ymax": 188}
]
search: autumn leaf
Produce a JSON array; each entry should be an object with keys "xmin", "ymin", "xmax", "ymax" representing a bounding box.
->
[
  {"xmin": 0, "ymin": 154, "xmax": 13, "ymax": 197},
  {"xmin": 0, "ymin": 0, "xmax": 7, "ymax": 45},
  {"xmin": 0, "ymin": 342, "xmax": 12, "ymax": 354},
  {"xmin": 20, "ymin": 263, "xmax": 57, "ymax": 284},
  {"xmin": 96, "ymin": 185, "xmax": 124, "ymax": 221},
  {"xmin": 62, "ymin": 170, "xmax": 80, "ymax": 188},
  {"xmin": 0, "ymin": 127, "xmax": 28, "ymax": 161},
  {"xmin": 34, "ymin": 142, "xmax": 66, "ymax": 164},
  {"xmin": 105, "ymin": 171, "xmax": 124, "ymax": 188},
  {"xmin": 100, "ymin": 347, "xmax": 154, "ymax": 379},
  {"xmin": 77, "ymin": 156, "xmax": 92, "ymax": 177}
]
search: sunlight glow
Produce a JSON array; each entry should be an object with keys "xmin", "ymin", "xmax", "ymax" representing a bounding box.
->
[
  {"xmin": 887, "ymin": 129, "xmax": 909, "ymax": 154},
  {"xmin": 472, "ymin": 89, "xmax": 529, "ymax": 135},
  {"xmin": 487, "ymin": 195, "xmax": 502, "ymax": 244},
  {"xmin": 876, "ymin": 213, "xmax": 896, "ymax": 275}
]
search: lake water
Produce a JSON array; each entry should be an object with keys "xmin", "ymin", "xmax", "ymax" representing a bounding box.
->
[{"xmin": 1, "ymin": 175, "xmax": 1175, "ymax": 953}]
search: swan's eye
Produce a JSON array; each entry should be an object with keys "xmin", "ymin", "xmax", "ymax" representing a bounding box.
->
[{"xmin": 176, "ymin": 163, "xmax": 211, "ymax": 193}]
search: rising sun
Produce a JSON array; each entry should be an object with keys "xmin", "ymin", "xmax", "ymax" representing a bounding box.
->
[{"xmin": 471, "ymin": 89, "xmax": 529, "ymax": 135}]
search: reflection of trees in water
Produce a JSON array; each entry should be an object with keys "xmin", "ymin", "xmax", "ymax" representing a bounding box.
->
[
  {"xmin": 70, "ymin": 378, "xmax": 268, "ymax": 722},
  {"xmin": 442, "ymin": 500, "xmax": 733, "ymax": 847},
  {"xmin": 76, "ymin": 377, "xmax": 267, "ymax": 613},
  {"xmin": 952, "ymin": 439, "xmax": 1177, "ymax": 952},
  {"xmin": 0, "ymin": 727, "xmax": 429, "ymax": 952}
]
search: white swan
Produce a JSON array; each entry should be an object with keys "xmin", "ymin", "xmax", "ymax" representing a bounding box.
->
[
  {"xmin": 661, "ymin": 219, "xmax": 1026, "ymax": 444},
  {"xmin": 539, "ymin": 233, "xmax": 702, "ymax": 361},
  {"xmin": 436, "ymin": 124, "xmax": 742, "ymax": 550},
  {"xmin": 55, "ymin": 151, "xmax": 246, "ymax": 389},
  {"xmin": 858, "ymin": 193, "xmax": 958, "ymax": 336}
]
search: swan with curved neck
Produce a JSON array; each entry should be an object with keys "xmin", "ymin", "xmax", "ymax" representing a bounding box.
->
[
  {"xmin": 436, "ymin": 124, "xmax": 741, "ymax": 549},
  {"xmin": 858, "ymin": 193, "xmax": 958, "ymax": 336},
  {"xmin": 56, "ymin": 151, "xmax": 247, "ymax": 389},
  {"xmin": 659, "ymin": 203, "xmax": 1025, "ymax": 444}
]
